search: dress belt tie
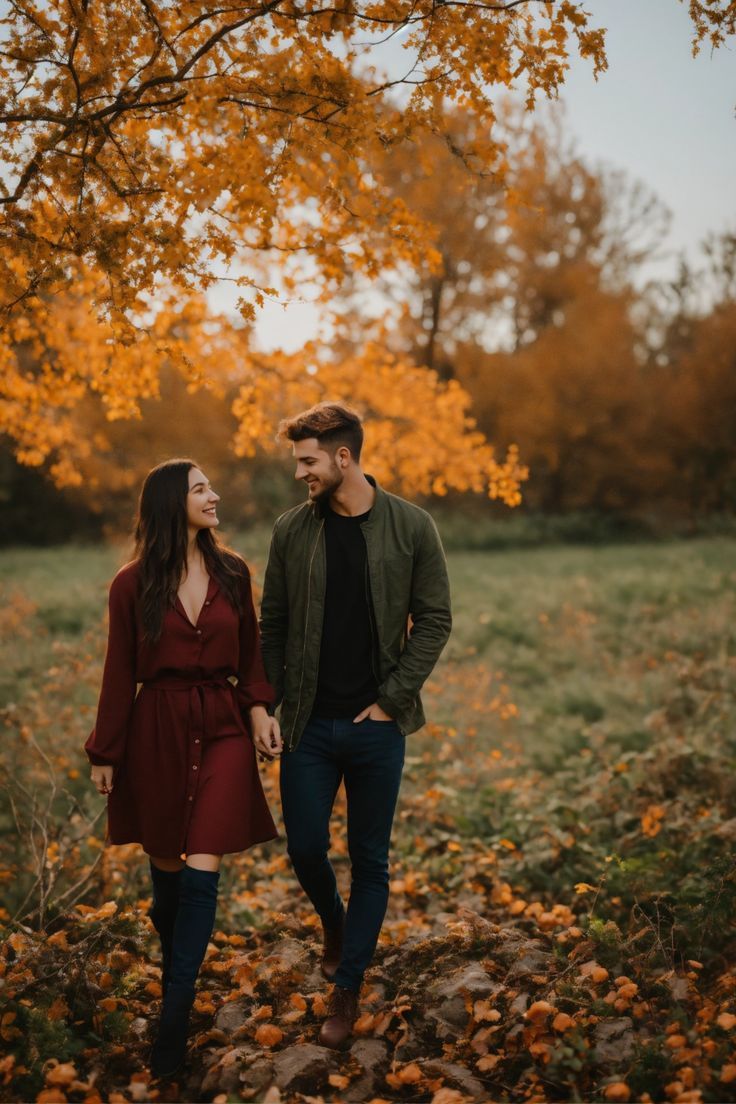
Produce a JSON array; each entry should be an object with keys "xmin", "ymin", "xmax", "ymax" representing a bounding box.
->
[{"xmin": 140, "ymin": 675, "xmax": 237, "ymax": 741}]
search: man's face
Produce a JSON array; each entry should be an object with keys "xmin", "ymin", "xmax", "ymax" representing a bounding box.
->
[{"xmin": 293, "ymin": 438, "xmax": 343, "ymax": 502}]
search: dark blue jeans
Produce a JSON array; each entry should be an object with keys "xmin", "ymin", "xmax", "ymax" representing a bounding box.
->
[{"xmin": 280, "ymin": 715, "xmax": 405, "ymax": 992}]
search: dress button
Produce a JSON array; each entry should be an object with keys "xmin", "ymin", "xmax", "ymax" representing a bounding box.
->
[
  {"xmin": 188, "ymin": 796, "xmax": 193, "ymax": 802},
  {"xmin": 196, "ymin": 629, "xmax": 202, "ymax": 635},
  {"xmin": 194, "ymin": 738, "xmax": 200, "ymax": 744},
  {"xmin": 192, "ymin": 764, "xmax": 198, "ymax": 771}
]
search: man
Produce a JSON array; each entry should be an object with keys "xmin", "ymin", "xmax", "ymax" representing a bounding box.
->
[{"xmin": 259, "ymin": 401, "xmax": 452, "ymax": 1048}]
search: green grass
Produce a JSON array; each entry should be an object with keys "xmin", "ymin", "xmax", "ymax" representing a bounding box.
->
[
  {"xmin": 0, "ymin": 529, "xmax": 273, "ymax": 708},
  {"xmin": 440, "ymin": 537, "xmax": 736, "ymax": 765},
  {"xmin": 2, "ymin": 532, "xmax": 734, "ymax": 1104},
  {"xmin": 2, "ymin": 535, "xmax": 734, "ymax": 757}
]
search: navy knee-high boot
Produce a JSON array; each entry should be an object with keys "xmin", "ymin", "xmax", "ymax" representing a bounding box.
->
[
  {"xmin": 150, "ymin": 865, "xmax": 219, "ymax": 1079},
  {"xmin": 149, "ymin": 862, "xmax": 182, "ymax": 996}
]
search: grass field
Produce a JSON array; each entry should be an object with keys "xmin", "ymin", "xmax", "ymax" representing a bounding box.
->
[
  {"xmin": 2, "ymin": 530, "xmax": 734, "ymax": 922},
  {"xmin": 1, "ymin": 535, "xmax": 735, "ymax": 1102},
  {"xmin": 3, "ymin": 532, "xmax": 733, "ymax": 741}
]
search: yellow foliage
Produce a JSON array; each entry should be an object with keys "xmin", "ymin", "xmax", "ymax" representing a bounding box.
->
[{"xmin": 0, "ymin": 2, "xmax": 606, "ymax": 495}]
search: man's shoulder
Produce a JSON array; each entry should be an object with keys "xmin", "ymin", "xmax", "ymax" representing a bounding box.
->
[
  {"xmin": 272, "ymin": 500, "xmax": 316, "ymax": 537},
  {"xmin": 377, "ymin": 486, "xmax": 434, "ymax": 531}
]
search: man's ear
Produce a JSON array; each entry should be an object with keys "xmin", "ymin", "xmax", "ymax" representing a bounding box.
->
[{"xmin": 337, "ymin": 446, "xmax": 350, "ymax": 468}]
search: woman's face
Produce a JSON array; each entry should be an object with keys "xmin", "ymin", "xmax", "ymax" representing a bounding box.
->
[{"xmin": 186, "ymin": 467, "xmax": 220, "ymax": 532}]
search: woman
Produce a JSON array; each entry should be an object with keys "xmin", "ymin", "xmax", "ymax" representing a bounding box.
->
[{"xmin": 85, "ymin": 459, "xmax": 282, "ymax": 1078}]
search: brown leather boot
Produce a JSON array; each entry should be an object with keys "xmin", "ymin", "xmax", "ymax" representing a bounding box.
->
[
  {"xmin": 320, "ymin": 911, "xmax": 345, "ymax": 981},
  {"xmin": 318, "ymin": 985, "xmax": 359, "ymax": 1049}
]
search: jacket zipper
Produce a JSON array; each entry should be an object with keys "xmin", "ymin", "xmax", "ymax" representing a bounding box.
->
[{"xmin": 288, "ymin": 519, "xmax": 324, "ymax": 750}]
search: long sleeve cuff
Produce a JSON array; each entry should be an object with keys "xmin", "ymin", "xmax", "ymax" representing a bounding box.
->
[{"xmin": 237, "ymin": 680, "xmax": 276, "ymax": 713}]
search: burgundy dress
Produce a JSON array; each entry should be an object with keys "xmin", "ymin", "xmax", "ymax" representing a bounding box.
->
[{"xmin": 85, "ymin": 560, "xmax": 277, "ymax": 858}]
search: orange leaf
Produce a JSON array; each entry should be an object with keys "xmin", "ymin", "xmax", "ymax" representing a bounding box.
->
[
  {"xmin": 525, "ymin": 1000, "xmax": 555, "ymax": 1024},
  {"xmin": 396, "ymin": 1063, "xmax": 423, "ymax": 1085},
  {"xmin": 431, "ymin": 1090, "xmax": 466, "ymax": 1104},
  {"xmin": 289, "ymin": 993, "xmax": 307, "ymax": 1011},
  {"xmin": 604, "ymin": 1084, "xmax": 630, "ymax": 1102},
  {"xmin": 205, "ymin": 960, "xmax": 231, "ymax": 976},
  {"xmin": 45, "ymin": 1063, "xmax": 78, "ymax": 1088},
  {"xmin": 255, "ymin": 1024, "xmax": 283, "ymax": 1048},
  {"xmin": 353, "ymin": 1012, "xmax": 376, "ymax": 1035},
  {"xmin": 373, "ymin": 1010, "xmax": 394, "ymax": 1036},
  {"xmin": 552, "ymin": 1012, "xmax": 574, "ymax": 1032},
  {"xmin": 46, "ymin": 931, "xmax": 69, "ymax": 951},
  {"xmin": 641, "ymin": 804, "xmax": 665, "ymax": 838},
  {"xmin": 473, "ymin": 1000, "xmax": 501, "ymax": 1023},
  {"xmin": 528, "ymin": 1039, "xmax": 551, "ymax": 1062},
  {"xmin": 717, "ymin": 1012, "xmax": 736, "ymax": 1030},
  {"xmin": 580, "ymin": 961, "xmax": 609, "ymax": 984},
  {"xmin": 329, "ymin": 1074, "xmax": 350, "ymax": 1089}
]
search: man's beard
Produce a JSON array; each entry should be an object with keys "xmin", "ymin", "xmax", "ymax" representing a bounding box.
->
[{"xmin": 311, "ymin": 463, "xmax": 343, "ymax": 503}]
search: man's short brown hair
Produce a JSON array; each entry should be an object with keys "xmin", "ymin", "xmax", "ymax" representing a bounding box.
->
[{"xmin": 278, "ymin": 402, "xmax": 364, "ymax": 461}]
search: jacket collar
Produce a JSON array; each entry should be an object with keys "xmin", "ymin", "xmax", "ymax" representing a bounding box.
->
[{"xmin": 311, "ymin": 473, "xmax": 384, "ymax": 521}]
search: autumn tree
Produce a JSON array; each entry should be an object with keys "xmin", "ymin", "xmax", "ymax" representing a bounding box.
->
[
  {"xmin": 1, "ymin": 1, "xmax": 732, "ymax": 505},
  {"xmin": 330, "ymin": 106, "xmax": 672, "ymax": 513},
  {"xmin": 454, "ymin": 119, "xmax": 671, "ymax": 514},
  {"xmin": 0, "ymin": 0, "xmax": 612, "ymax": 500},
  {"xmin": 645, "ymin": 232, "xmax": 736, "ymax": 517}
]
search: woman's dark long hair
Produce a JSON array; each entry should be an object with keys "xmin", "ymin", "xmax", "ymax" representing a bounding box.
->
[{"xmin": 134, "ymin": 458, "xmax": 245, "ymax": 642}]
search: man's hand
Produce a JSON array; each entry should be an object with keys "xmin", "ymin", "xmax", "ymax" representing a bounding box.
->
[
  {"xmin": 90, "ymin": 764, "xmax": 114, "ymax": 795},
  {"xmin": 353, "ymin": 702, "xmax": 394, "ymax": 723},
  {"xmin": 250, "ymin": 705, "xmax": 283, "ymax": 760}
]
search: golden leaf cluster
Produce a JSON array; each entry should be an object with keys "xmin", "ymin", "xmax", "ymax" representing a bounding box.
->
[{"xmin": 0, "ymin": 2, "xmax": 608, "ymax": 496}]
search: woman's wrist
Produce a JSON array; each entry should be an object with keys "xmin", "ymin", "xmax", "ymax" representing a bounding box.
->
[{"xmin": 249, "ymin": 703, "xmax": 269, "ymax": 717}]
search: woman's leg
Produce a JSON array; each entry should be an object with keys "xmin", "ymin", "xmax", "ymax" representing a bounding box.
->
[
  {"xmin": 186, "ymin": 854, "xmax": 221, "ymax": 872},
  {"xmin": 148, "ymin": 855, "xmax": 185, "ymax": 996},
  {"xmin": 150, "ymin": 853, "xmax": 222, "ymax": 1078}
]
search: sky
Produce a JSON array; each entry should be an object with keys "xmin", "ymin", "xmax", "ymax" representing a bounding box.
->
[
  {"xmin": 559, "ymin": 0, "xmax": 735, "ymax": 276},
  {"xmin": 237, "ymin": 0, "xmax": 736, "ymax": 351}
]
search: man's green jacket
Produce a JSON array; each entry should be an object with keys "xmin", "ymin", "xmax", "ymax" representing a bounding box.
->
[{"xmin": 259, "ymin": 478, "xmax": 452, "ymax": 750}]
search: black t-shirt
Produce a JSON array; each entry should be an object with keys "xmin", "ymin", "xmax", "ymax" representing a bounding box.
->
[{"xmin": 312, "ymin": 504, "xmax": 379, "ymax": 718}]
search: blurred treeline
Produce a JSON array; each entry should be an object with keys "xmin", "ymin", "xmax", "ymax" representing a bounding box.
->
[{"xmin": 2, "ymin": 109, "xmax": 735, "ymax": 546}]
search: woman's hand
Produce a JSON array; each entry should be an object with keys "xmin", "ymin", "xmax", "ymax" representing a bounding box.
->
[
  {"xmin": 250, "ymin": 705, "xmax": 283, "ymax": 760},
  {"xmin": 91, "ymin": 764, "xmax": 114, "ymax": 795}
]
